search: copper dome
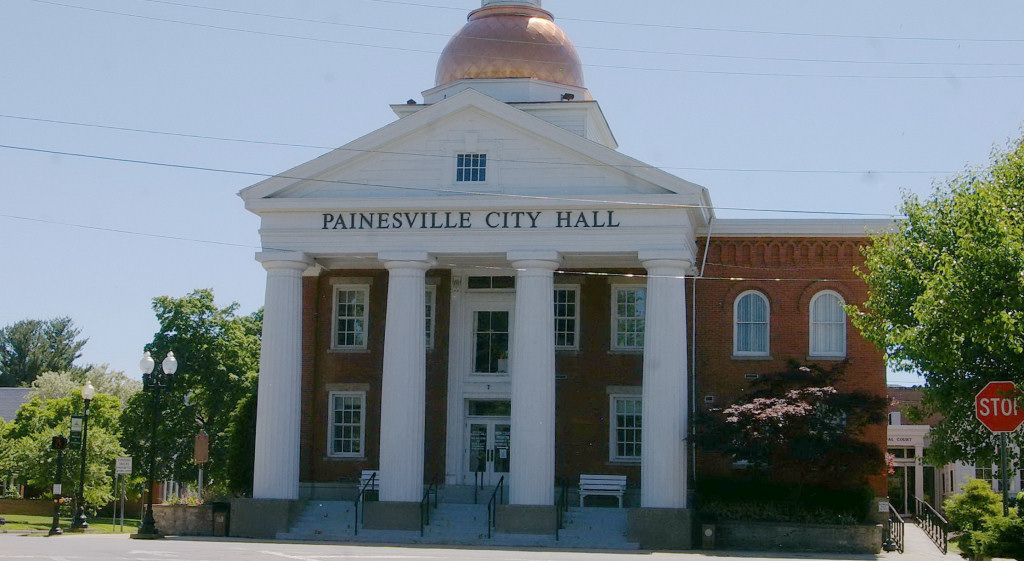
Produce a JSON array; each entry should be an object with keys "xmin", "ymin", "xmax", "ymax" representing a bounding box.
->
[{"xmin": 434, "ymin": 3, "xmax": 584, "ymax": 89}]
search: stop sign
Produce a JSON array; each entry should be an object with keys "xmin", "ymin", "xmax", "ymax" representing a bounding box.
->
[{"xmin": 975, "ymin": 381, "xmax": 1024, "ymax": 433}]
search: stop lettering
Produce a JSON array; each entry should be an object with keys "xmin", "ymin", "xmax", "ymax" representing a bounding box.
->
[{"xmin": 975, "ymin": 381, "xmax": 1024, "ymax": 433}]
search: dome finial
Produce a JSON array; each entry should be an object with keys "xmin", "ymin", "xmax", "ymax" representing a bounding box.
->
[{"xmin": 482, "ymin": 0, "xmax": 542, "ymax": 7}]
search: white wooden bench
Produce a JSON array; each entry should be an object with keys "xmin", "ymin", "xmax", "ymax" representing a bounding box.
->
[
  {"xmin": 359, "ymin": 470, "xmax": 379, "ymax": 492},
  {"xmin": 579, "ymin": 474, "xmax": 627, "ymax": 507}
]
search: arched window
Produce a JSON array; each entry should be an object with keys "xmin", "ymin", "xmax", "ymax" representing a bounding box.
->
[
  {"xmin": 809, "ymin": 291, "xmax": 846, "ymax": 357},
  {"xmin": 734, "ymin": 291, "xmax": 769, "ymax": 356}
]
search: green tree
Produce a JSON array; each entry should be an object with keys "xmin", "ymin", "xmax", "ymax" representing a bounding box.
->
[
  {"xmin": 5, "ymin": 391, "xmax": 125, "ymax": 507},
  {"xmin": 29, "ymin": 365, "xmax": 141, "ymax": 407},
  {"xmin": 120, "ymin": 289, "xmax": 261, "ymax": 494},
  {"xmin": 851, "ymin": 133, "xmax": 1024, "ymax": 465},
  {"xmin": 0, "ymin": 317, "xmax": 88, "ymax": 387}
]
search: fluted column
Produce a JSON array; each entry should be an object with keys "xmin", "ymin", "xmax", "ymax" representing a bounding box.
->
[
  {"xmin": 508, "ymin": 251, "xmax": 560, "ymax": 505},
  {"xmin": 639, "ymin": 250, "xmax": 692, "ymax": 509},
  {"xmin": 378, "ymin": 252, "xmax": 433, "ymax": 502},
  {"xmin": 252, "ymin": 252, "xmax": 311, "ymax": 500}
]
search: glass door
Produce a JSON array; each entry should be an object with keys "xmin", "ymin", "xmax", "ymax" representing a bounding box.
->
[{"xmin": 467, "ymin": 419, "xmax": 511, "ymax": 486}]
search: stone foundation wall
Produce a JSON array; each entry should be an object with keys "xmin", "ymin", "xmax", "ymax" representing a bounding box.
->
[
  {"xmin": 714, "ymin": 521, "xmax": 883, "ymax": 553},
  {"xmin": 153, "ymin": 505, "xmax": 214, "ymax": 536}
]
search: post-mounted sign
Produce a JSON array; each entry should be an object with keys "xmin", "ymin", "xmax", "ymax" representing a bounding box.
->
[{"xmin": 975, "ymin": 381, "xmax": 1024, "ymax": 433}]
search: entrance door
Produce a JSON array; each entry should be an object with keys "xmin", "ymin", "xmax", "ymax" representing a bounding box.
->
[
  {"xmin": 467, "ymin": 419, "xmax": 511, "ymax": 486},
  {"xmin": 888, "ymin": 465, "xmax": 917, "ymax": 515}
]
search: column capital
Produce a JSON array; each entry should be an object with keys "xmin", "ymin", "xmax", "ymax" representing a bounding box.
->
[
  {"xmin": 638, "ymin": 248, "xmax": 694, "ymax": 267},
  {"xmin": 507, "ymin": 250, "xmax": 561, "ymax": 270},
  {"xmin": 255, "ymin": 251, "xmax": 313, "ymax": 272},
  {"xmin": 379, "ymin": 251, "xmax": 435, "ymax": 273}
]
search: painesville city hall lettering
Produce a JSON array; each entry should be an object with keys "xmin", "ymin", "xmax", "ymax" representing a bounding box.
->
[{"xmin": 321, "ymin": 210, "xmax": 622, "ymax": 231}]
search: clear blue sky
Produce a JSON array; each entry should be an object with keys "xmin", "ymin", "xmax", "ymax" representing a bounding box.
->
[{"xmin": 3, "ymin": 0, "xmax": 1023, "ymax": 385}]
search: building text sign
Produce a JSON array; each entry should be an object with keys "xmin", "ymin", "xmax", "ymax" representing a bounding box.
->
[{"xmin": 321, "ymin": 210, "xmax": 622, "ymax": 231}]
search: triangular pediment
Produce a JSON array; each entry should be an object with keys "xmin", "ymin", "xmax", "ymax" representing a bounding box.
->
[{"xmin": 239, "ymin": 89, "xmax": 706, "ymax": 204}]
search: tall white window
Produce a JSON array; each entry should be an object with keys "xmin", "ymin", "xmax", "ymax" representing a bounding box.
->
[
  {"xmin": 333, "ymin": 285, "xmax": 369, "ymax": 349},
  {"xmin": 425, "ymin": 286, "xmax": 437, "ymax": 350},
  {"xmin": 734, "ymin": 291, "xmax": 769, "ymax": 356},
  {"xmin": 612, "ymin": 286, "xmax": 645, "ymax": 350},
  {"xmin": 328, "ymin": 391, "xmax": 366, "ymax": 458},
  {"xmin": 554, "ymin": 286, "xmax": 579, "ymax": 350},
  {"xmin": 610, "ymin": 396, "xmax": 642, "ymax": 461},
  {"xmin": 456, "ymin": 153, "xmax": 487, "ymax": 182},
  {"xmin": 809, "ymin": 291, "xmax": 846, "ymax": 357}
]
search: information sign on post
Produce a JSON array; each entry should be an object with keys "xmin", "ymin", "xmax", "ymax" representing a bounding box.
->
[
  {"xmin": 115, "ymin": 457, "xmax": 133, "ymax": 475},
  {"xmin": 69, "ymin": 416, "xmax": 83, "ymax": 450}
]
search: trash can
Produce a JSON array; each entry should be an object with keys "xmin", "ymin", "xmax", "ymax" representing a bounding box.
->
[{"xmin": 701, "ymin": 524, "xmax": 716, "ymax": 549}]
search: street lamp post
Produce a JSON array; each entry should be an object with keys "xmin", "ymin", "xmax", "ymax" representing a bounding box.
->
[
  {"xmin": 131, "ymin": 350, "xmax": 177, "ymax": 540},
  {"xmin": 48, "ymin": 434, "xmax": 68, "ymax": 536},
  {"xmin": 70, "ymin": 381, "xmax": 96, "ymax": 530}
]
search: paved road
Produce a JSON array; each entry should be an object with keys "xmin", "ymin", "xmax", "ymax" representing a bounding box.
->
[{"xmin": 0, "ymin": 523, "xmax": 955, "ymax": 561}]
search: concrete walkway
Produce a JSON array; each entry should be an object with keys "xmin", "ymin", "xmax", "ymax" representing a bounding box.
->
[{"xmin": 888, "ymin": 520, "xmax": 959, "ymax": 561}]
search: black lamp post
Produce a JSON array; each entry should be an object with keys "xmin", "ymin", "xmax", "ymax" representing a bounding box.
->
[
  {"xmin": 48, "ymin": 434, "xmax": 68, "ymax": 536},
  {"xmin": 70, "ymin": 381, "xmax": 96, "ymax": 530},
  {"xmin": 131, "ymin": 350, "xmax": 177, "ymax": 540}
]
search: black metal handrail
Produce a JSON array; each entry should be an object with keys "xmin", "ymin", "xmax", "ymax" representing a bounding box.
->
[
  {"xmin": 474, "ymin": 470, "xmax": 482, "ymax": 504},
  {"xmin": 883, "ymin": 501, "xmax": 905, "ymax": 554},
  {"xmin": 555, "ymin": 479, "xmax": 568, "ymax": 541},
  {"xmin": 353, "ymin": 472, "xmax": 376, "ymax": 536},
  {"xmin": 419, "ymin": 481, "xmax": 438, "ymax": 537},
  {"xmin": 914, "ymin": 497, "xmax": 948, "ymax": 554},
  {"xmin": 486, "ymin": 476, "xmax": 504, "ymax": 539}
]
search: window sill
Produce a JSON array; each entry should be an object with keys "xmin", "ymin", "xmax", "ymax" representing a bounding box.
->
[
  {"xmin": 608, "ymin": 349, "xmax": 644, "ymax": 355},
  {"xmin": 328, "ymin": 348, "xmax": 371, "ymax": 354},
  {"xmin": 606, "ymin": 459, "xmax": 641, "ymax": 466},
  {"xmin": 731, "ymin": 355, "xmax": 773, "ymax": 361},
  {"xmin": 324, "ymin": 455, "xmax": 366, "ymax": 461},
  {"xmin": 806, "ymin": 355, "xmax": 846, "ymax": 362}
]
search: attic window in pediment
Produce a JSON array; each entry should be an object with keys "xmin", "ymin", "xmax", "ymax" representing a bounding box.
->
[{"xmin": 456, "ymin": 153, "xmax": 487, "ymax": 182}]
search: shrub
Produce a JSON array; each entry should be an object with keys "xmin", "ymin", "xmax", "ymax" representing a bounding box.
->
[
  {"xmin": 945, "ymin": 479, "xmax": 1002, "ymax": 533},
  {"xmin": 971, "ymin": 513, "xmax": 1024, "ymax": 561},
  {"xmin": 696, "ymin": 476, "xmax": 874, "ymax": 525}
]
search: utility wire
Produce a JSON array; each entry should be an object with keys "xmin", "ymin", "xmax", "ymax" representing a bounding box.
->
[
  {"xmin": 0, "ymin": 113, "xmax": 954, "ymax": 175},
  {"xmin": 0, "ymin": 212, "xmax": 864, "ymax": 283},
  {"xmin": 0, "ymin": 143, "xmax": 903, "ymax": 218},
  {"xmin": 368, "ymin": 0, "xmax": 1024, "ymax": 44},
  {"xmin": 22, "ymin": 0, "xmax": 1024, "ymax": 79},
  {"xmin": 133, "ymin": 0, "xmax": 1024, "ymax": 68}
]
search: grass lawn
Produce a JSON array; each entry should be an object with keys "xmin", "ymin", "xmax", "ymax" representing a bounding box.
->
[{"xmin": 1, "ymin": 514, "xmax": 141, "ymax": 533}]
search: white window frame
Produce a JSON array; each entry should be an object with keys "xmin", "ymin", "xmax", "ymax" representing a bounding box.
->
[
  {"xmin": 554, "ymin": 284, "xmax": 579, "ymax": 350},
  {"xmin": 425, "ymin": 285, "xmax": 437, "ymax": 350},
  {"xmin": 809, "ymin": 290, "xmax": 847, "ymax": 358},
  {"xmin": 733, "ymin": 290, "xmax": 770, "ymax": 357},
  {"xmin": 611, "ymin": 285, "xmax": 646, "ymax": 351},
  {"xmin": 609, "ymin": 395, "xmax": 642, "ymax": 462},
  {"xmin": 327, "ymin": 391, "xmax": 366, "ymax": 458},
  {"xmin": 333, "ymin": 285, "xmax": 369, "ymax": 350},
  {"xmin": 455, "ymin": 152, "xmax": 488, "ymax": 183}
]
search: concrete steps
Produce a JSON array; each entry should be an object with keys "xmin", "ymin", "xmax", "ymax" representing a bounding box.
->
[{"xmin": 278, "ymin": 500, "xmax": 638, "ymax": 549}]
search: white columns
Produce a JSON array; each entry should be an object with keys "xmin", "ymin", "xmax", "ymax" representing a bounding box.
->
[
  {"xmin": 252, "ymin": 252, "xmax": 311, "ymax": 500},
  {"xmin": 639, "ymin": 250, "xmax": 692, "ymax": 509},
  {"xmin": 378, "ymin": 252, "xmax": 433, "ymax": 502},
  {"xmin": 508, "ymin": 251, "xmax": 560, "ymax": 505}
]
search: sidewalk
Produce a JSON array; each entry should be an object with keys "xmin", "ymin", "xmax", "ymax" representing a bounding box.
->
[{"xmin": 888, "ymin": 520, "xmax": 959, "ymax": 561}]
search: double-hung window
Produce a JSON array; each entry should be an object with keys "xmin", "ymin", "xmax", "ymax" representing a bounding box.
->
[
  {"xmin": 610, "ymin": 396, "xmax": 642, "ymax": 461},
  {"xmin": 734, "ymin": 291, "xmax": 769, "ymax": 356},
  {"xmin": 612, "ymin": 286, "xmax": 645, "ymax": 350},
  {"xmin": 333, "ymin": 285, "xmax": 369, "ymax": 349},
  {"xmin": 554, "ymin": 286, "xmax": 579, "ymax": 350},
  {"xmin": 328, "ymin": 391, "xmax": 365, "ymax": 458},
  {"xmin": 456, "ymin": 153, "xmax": 487, "ymax": 182},
  {"xmin": 809, "ymin": 291, "xmax": 846, "ymax": 357}
]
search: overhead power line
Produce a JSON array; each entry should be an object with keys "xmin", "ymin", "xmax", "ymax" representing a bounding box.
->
[
  {"xmin": 0, "ymin": 143, "xmax": 902, "ymax": 218},
  {"xmin": 133, "ymin": 0, "xmax": 1024, "ymax": 68},
  {"xmin": 367, "ymin": 0, "xmax": 1024, "ymax": 44},
  {"xmin": 22, "ymin": 0, "xmax": 1024, "ymax": 79},
  {"xmin": 0, "ymin": 113, "xmax": 955, "ymax": 175}
]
